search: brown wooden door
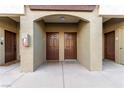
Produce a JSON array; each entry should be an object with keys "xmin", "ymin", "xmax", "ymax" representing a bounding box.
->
[
  {"xmin": 64, "ymin": 32, "xmax": 77, "ymax": 59},
  {"xmin": 46, "ymin": 32, "xmax": 59, "ymax": 60},
  {"xmin": 104, "ymin": 31, "xmax": 115, "ymax": 61},
  {"xmin": 5, "ymin": 30, "xmax": 16, "ymax": 63}
]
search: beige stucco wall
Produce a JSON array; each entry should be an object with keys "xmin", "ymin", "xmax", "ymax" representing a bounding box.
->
[
  {"xmin": 78, "ymin": 21, "xmax": 91, "ymax": 69},
  {"xmin": 103, "ymin": 20, "xmax": 124, "ymax": 64},
  {"xmin": 20, "ymin": 14, "xmax": 34, "ymax": 72},
  {"xmin": 20, "ymin": 6, "xmax": 102, "ymax": 72},
  {"xmin": 0, "ymin": 17, "xmax": 19, "ymax": 65},
  {"xmin": 33, "ymin": 20, "xmax": 45, "ymax": 70},
  {"xmin": 90, "ymin": 13, "xmax": 102, "ymax": 71}
]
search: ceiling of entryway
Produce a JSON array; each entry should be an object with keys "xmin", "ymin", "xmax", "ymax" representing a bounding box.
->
[
  {"xmin": 103, "ymin": 18, "xmax": 111, "ymax": 22},
  {"xmin": 9, "ymin": 16, "xmax": 20, "ymax": 22},
  {"xmin": 43, "ymin": 15, "xmax": 80, "ymax": 23}
]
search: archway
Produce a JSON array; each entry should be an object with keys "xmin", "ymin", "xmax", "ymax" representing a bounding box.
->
[{"xmin": 33, "ymin": 14, "xmax": 90, "ymax": 68}]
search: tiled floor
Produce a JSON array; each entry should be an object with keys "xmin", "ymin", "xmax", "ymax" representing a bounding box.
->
[{"xmin": 0, "ymin": 60, "xmax": 124, "ymax": 88}]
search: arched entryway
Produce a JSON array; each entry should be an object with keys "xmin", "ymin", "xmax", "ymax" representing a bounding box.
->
[
  {"xmin": 33, "ymin": 14, "xmax": 90, "ymax": 66},
  {"xmin": 20, "ymin": 8, "xmax": 102, "ymax": 72}
]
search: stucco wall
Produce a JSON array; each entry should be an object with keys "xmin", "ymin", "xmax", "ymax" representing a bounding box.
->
[
  {"xmin": 90, "ymin": 14, "xmax": 102, "ymax": 71},
  {"xmin": 103, "ymin": 19, "xmax": 124, "ymax": 64},
  {"xmin": 0, "ymin": 17, "xmax": 19, "ymax": 65},
  {"xmin": 78, "ymin": 21, "xmax": 90, "ymax": 69},
  {"xmin": 20, "ymin": 14, "xmax": 34, "ymax": 72},
  {"xmin": 33, "ymin": 20, "xmax": 45, "ymax": 70}
]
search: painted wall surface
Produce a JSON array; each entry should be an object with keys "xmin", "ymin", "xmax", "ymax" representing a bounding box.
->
[
  {"xmin": 20, "ymin": 6, "xmax": 102, "ymax": 72},
  {"xmin": 20, "ymin": 14, "xmax": 34, "ymax": 72},
  {"xmin": 0, "ymin": 17, "xmax": 19, "ymax": 65},
  {"xmin": 90, "ymin": 13, "xmax": 102, "ymax": 71},
  {"xmin": 33, "ymin": 21, "xmax": 45, "ymax": 70},
  {"xmin": 103, "ymin": 20, "xmax": 124, "ymax": 64},
  {"xmin": 78, "ymin": 21, "xmax": 91, "ymax": 70}
]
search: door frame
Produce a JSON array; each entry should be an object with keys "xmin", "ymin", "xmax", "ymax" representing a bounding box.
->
[
  {"xmin": 64, "ymin": 32, "xmax": 77, "ymax": 60},
  {"xmin": 5, "ymin": 30, "xmax": 17, "ymax": 63}
]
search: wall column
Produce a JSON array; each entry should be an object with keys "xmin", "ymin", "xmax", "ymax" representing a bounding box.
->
[
  {"xmin": 90, "ymin": 16, "xmax": 102, "ymax": 71},
  {"xmin": 20, "ymin": 16, "xmax": 34, "ymax": 72}
]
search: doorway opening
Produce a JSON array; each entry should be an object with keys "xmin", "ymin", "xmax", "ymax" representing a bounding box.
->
[
  {"xmin": 0, "ymin": 17, "xmax": 20, "ymax": 66},
  {"xmin": 5, "ymin": 30, "xmax": 17, "ymax": 63},
  {"xmin": 104, "ymin": 31, "xmax": 115, "ymax": 61}
]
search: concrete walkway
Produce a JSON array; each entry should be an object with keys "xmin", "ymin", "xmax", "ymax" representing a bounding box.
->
[{"xmin": 0, "ymin": 60, "xmax": 124, "ymax": 88}]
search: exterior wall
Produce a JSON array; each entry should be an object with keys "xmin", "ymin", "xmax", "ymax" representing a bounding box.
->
[
  {"xmin": 20, "ymin": 6, "xmax": 102, "ymax": 72},
  {"xmin": 78, "ymin": 21, "xmax": 90, "ymax": 70},
  {"xmin": 20, "ymin": 14, "xmax": 34, "ymax": 72},
  {"xmin": 33, "ymin": 21, "xmax": 45, "ymax": 70},
  {"xmin": 90, "ymin": 13, "xmax": 102, "ymax": 71},
  {"xmin": 45, "ymin": 23, "xmax": 78, "ymax": 61},
  {"xmin": 78, "ymin": 18, "xmax": 102, "ymax": 71},
  {"xmin": 103, "ymin": 20, "xmax": 124, "ymax": 64},
  {"xmin": 0, "ymin": 17, "xmax": 19, "ymax": 65}
]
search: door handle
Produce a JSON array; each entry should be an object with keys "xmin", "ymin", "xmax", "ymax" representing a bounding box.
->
[{"xmin": 120, "ymin": 48, "xmax": 123, "ymax": 49}]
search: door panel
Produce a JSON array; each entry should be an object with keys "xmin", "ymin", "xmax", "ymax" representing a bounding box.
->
[
  {"xmin": 5, "ymin": 30, "xmax": 16, "ymax": 63},
  {"xmin": 104, "ymin": 31, "xmax": 115, "ymax": 61},
  {"xmin": 64, "ymin": 32, "xmax": 77, "ymax": 59},
  {"xmin": 46, "ymin": 32, "xmax": 59, "ymax": 60}
]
